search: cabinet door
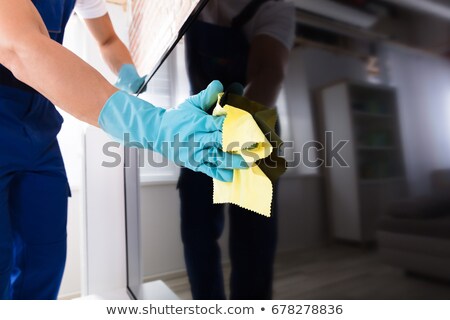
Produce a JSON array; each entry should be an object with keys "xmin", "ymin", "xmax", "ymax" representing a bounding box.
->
[{"xmin": 322, "ymin": 83, "xmax": 361, "ymax": 241}]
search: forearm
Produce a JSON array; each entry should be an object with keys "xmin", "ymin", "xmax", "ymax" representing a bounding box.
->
[
  {"xmin": 6, "ymin": 33, "xmax": 117, "ymax": 126},
  {"xmin": 83, "ymin": 14, "xmax": 135, "ymax": 75},
  {"xmin": 245, "ymin": 68, "xmax": 284, "ymax": 108},
  {"xmin": 244, "ymin": 34, "xmax": 290, "ymax": 108},
  {"xmin": 0, "ymin": 0, "xmax": 117, "ymax": 126},
  {"xmin": 99, "ymin": 36, "xmax": 134, "ymax": 75}
]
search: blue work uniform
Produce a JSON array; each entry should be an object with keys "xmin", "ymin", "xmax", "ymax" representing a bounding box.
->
[
  {"xmin": 0, "ymin": 0, "xmax": 76, "ymax": 300},
  {"xmin": 178, "ymin": 0, "xmax": 279, "ymax": 300}
]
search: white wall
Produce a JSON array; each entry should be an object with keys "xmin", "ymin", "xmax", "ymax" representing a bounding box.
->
[{"xmin": 382, "ymin": 44, "xmax": 450, "ymax": 195}]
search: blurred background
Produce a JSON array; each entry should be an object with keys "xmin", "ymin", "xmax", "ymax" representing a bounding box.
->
[{"xmin": 57, "ymin": 0, "xmax": 450, "ymax": 299}]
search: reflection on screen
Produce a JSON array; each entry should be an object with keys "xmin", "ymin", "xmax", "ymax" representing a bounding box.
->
[{"xmin": 129, "ymin": 0, "xmax": 203, "ymax": 77}]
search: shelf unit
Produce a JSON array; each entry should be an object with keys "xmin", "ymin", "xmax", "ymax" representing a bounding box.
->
[{"xmin": 317, "ymin": 81, "xmax": 408, "ymax": 243}]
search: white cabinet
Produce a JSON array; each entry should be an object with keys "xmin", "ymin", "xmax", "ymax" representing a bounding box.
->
[{"xmin": 317, "ymin": 81, "xmax": 408, "ymax": 243}]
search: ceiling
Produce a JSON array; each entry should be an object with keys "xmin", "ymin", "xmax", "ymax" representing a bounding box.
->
[{"xmin": 294, "ymin": 0, "xmax": 450, "ymax": 57}]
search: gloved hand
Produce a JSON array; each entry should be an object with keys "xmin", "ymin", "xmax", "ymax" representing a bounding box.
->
[
  {"xmin": 115, "ymin": 64, "xmax": 146, "ymax": 94},
  {"xmin": 99, "ymin": 80, "xmax": 247, "ymax": 182}
]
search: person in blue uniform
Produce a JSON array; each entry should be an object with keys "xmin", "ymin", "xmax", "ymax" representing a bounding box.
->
[
  {"xmin": 178, "ymin": 0, "xmax": 295, "ymax": 299},
  {"xmin": 0, "ymin": 0, "xmax": 244, "ymax": 300}
]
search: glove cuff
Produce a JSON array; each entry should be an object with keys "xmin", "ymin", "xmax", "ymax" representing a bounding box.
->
[{"xmin": 99, "ymin": 91, "xmax": 164, "ymax": 148}]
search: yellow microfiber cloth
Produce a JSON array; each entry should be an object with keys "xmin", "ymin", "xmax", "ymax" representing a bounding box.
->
[{"xmin": 212, "ymin": 94, "xmax": 275, "ymax": 217}]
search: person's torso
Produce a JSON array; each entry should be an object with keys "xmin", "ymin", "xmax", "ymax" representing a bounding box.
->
[
  {"xmin": 185, "ymin": 0, "xmax": 275, "ymax": 95},
  {"xmin": 185, "ymin": 19, "xmax": 250, "ymax": 95}
]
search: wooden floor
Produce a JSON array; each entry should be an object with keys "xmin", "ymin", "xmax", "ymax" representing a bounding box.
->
[{"xmin": 161, "ymin": 245, "xmax": 450, "ymax": 300}]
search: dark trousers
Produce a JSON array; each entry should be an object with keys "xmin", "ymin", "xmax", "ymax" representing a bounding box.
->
[
  {"xmin": 0, "ymin": 75, "xmax": 70, "ymax": 300},
  {"xmin": 0, "ymin": 141, "xmax": 69, "ymax": 300},
  {"xmin": 178, "ymin": 168, "xmax": 278, "ymax": 300}
]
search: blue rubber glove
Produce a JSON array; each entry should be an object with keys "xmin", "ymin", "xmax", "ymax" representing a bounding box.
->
[
  {"xmin": 115, "ymin": 64, "xmax": 146, "ymax": 94},
  {"xmin": 99, "ymin": 80, "xmax": 247, "ymax": 182}
]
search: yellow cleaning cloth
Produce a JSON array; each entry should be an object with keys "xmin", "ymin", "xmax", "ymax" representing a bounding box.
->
[{"xmin": 213, "ymin": 100, "xmax": 274, "ymax": 217}]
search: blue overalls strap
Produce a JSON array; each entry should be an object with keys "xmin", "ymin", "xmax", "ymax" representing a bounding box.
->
[{"xmin": 0, "ymin": 67, "xmax": 35, "ymax": 92}]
